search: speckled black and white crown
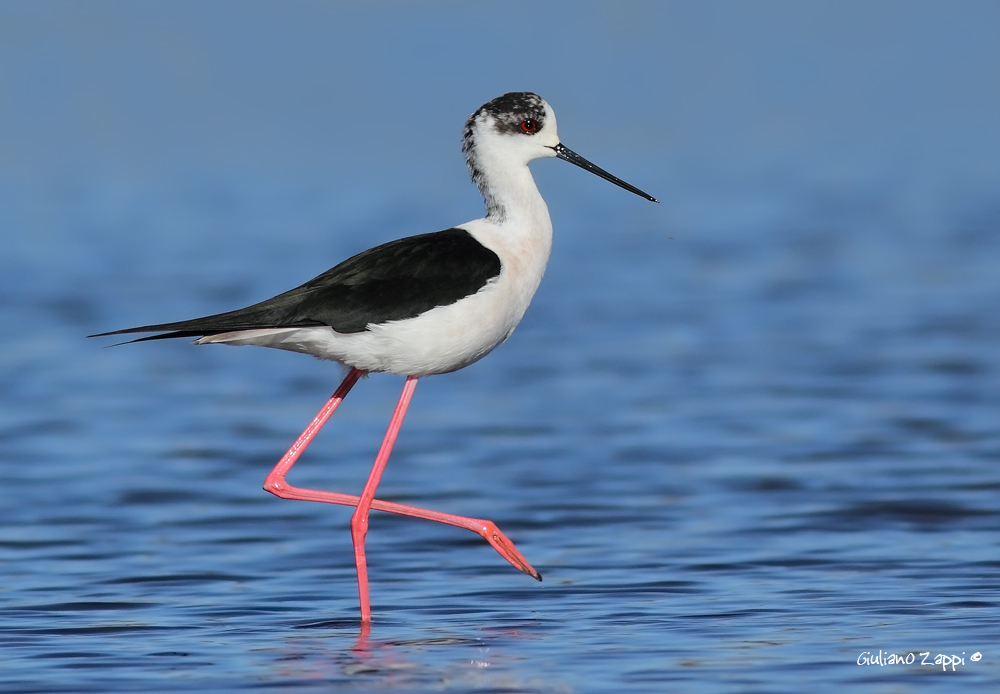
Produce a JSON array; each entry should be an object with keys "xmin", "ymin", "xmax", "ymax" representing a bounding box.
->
[{"xmin": 465, "ymin": 92, "xmax": 547, "ymax": 140}]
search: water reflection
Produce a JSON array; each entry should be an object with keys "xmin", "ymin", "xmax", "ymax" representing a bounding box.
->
[{"xmin": 262, "ymin": 620, "xmax": 567, "ymax": 692}]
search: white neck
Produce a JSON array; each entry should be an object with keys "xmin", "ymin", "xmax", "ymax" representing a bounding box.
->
[
  {"xmin": 471, "ymin": 158, "xmax": 553, "ymax": 302},
  {"xmin": 475, "ymin": 154, "xmax": 550, "ymax": 229}
]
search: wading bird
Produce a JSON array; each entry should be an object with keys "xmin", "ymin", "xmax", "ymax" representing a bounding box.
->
[{"xmin": 93, "ymin": 92, "xmax": 656, "ymax": 622}]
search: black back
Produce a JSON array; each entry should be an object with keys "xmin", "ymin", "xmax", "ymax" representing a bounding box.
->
[{"xmin": 93, "ymin": 228, "xmax": 502, "ymax": 340}]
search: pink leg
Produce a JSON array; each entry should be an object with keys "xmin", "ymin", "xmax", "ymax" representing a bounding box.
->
[
  {"xmin": 262, "ymin": 369, "xmax": 541, "ymax": 622},
  {"xmin": 349, "ymin": 376, "xmax": 418, "ymax": 621}
]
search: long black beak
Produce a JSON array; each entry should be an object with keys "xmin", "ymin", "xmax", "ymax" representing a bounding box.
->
[{"xmin": 552, "ymin": 143, "xmax": 658, "ymax": 203}]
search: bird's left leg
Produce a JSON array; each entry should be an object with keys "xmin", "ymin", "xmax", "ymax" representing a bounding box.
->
[{"xmin": 348, "ymin": 375, "xmax": 418, "ymax": 621}]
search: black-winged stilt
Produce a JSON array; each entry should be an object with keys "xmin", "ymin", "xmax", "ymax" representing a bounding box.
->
[{"xmin": 93, "ymin": 92, "xmax": 656, "ymax": 623}]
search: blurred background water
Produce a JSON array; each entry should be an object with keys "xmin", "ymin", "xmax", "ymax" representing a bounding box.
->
[{"xmin": 2, "ymin": 1, "xmax": 999, "ymax": 692}]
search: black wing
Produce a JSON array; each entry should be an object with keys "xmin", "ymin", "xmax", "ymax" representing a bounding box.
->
[{"xmin": 91, "ymin": 228, "xmax": 502, "ymax": 341}]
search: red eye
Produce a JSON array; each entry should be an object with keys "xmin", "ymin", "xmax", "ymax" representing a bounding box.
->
[{"xmin": 520, "ymin": 119, "xmax": 538, "ymax": 133}]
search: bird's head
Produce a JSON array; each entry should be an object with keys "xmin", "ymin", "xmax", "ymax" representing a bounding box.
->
[
  {"xmin": 462, "ymin": 92, "xmax": 560, "ymax": 172},
  {"xmin": 463, "ymin": 92, "xmax": 657, "ymax": 207}
]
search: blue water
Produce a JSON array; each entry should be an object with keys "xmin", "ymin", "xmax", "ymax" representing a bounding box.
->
[{"xmin": 3, "ymin": 2, "xmax": 1000, "ymax": 692}]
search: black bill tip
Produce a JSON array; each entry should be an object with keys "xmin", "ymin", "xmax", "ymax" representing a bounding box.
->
[{"xmin": 552, "ymin": 143, "xmax": 658, "ymax": 203}]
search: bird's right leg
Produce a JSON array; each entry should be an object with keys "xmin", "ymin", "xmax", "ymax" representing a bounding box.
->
[{"xmin": 262, "ymin": 369, "xmax": 540, "ymax": 581}]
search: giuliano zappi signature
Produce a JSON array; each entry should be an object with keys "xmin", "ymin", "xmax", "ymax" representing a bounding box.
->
[{"xmin": 857, "ymin": 650, "xmax": 983, "ymax": 671}]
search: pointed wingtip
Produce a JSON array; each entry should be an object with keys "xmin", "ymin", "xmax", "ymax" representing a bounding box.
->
[
  {"xmin": 87, "ymin": 330, "xmax": 141, "ymax": 347},
  {"xmin": 89, "ymin": 330, "xmax": 201, "ymax": 346}
]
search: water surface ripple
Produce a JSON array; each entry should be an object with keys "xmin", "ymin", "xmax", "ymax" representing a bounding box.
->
[{"xmin": 3, "ymin": 179, "xmax": 998, "ymax": 693}]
